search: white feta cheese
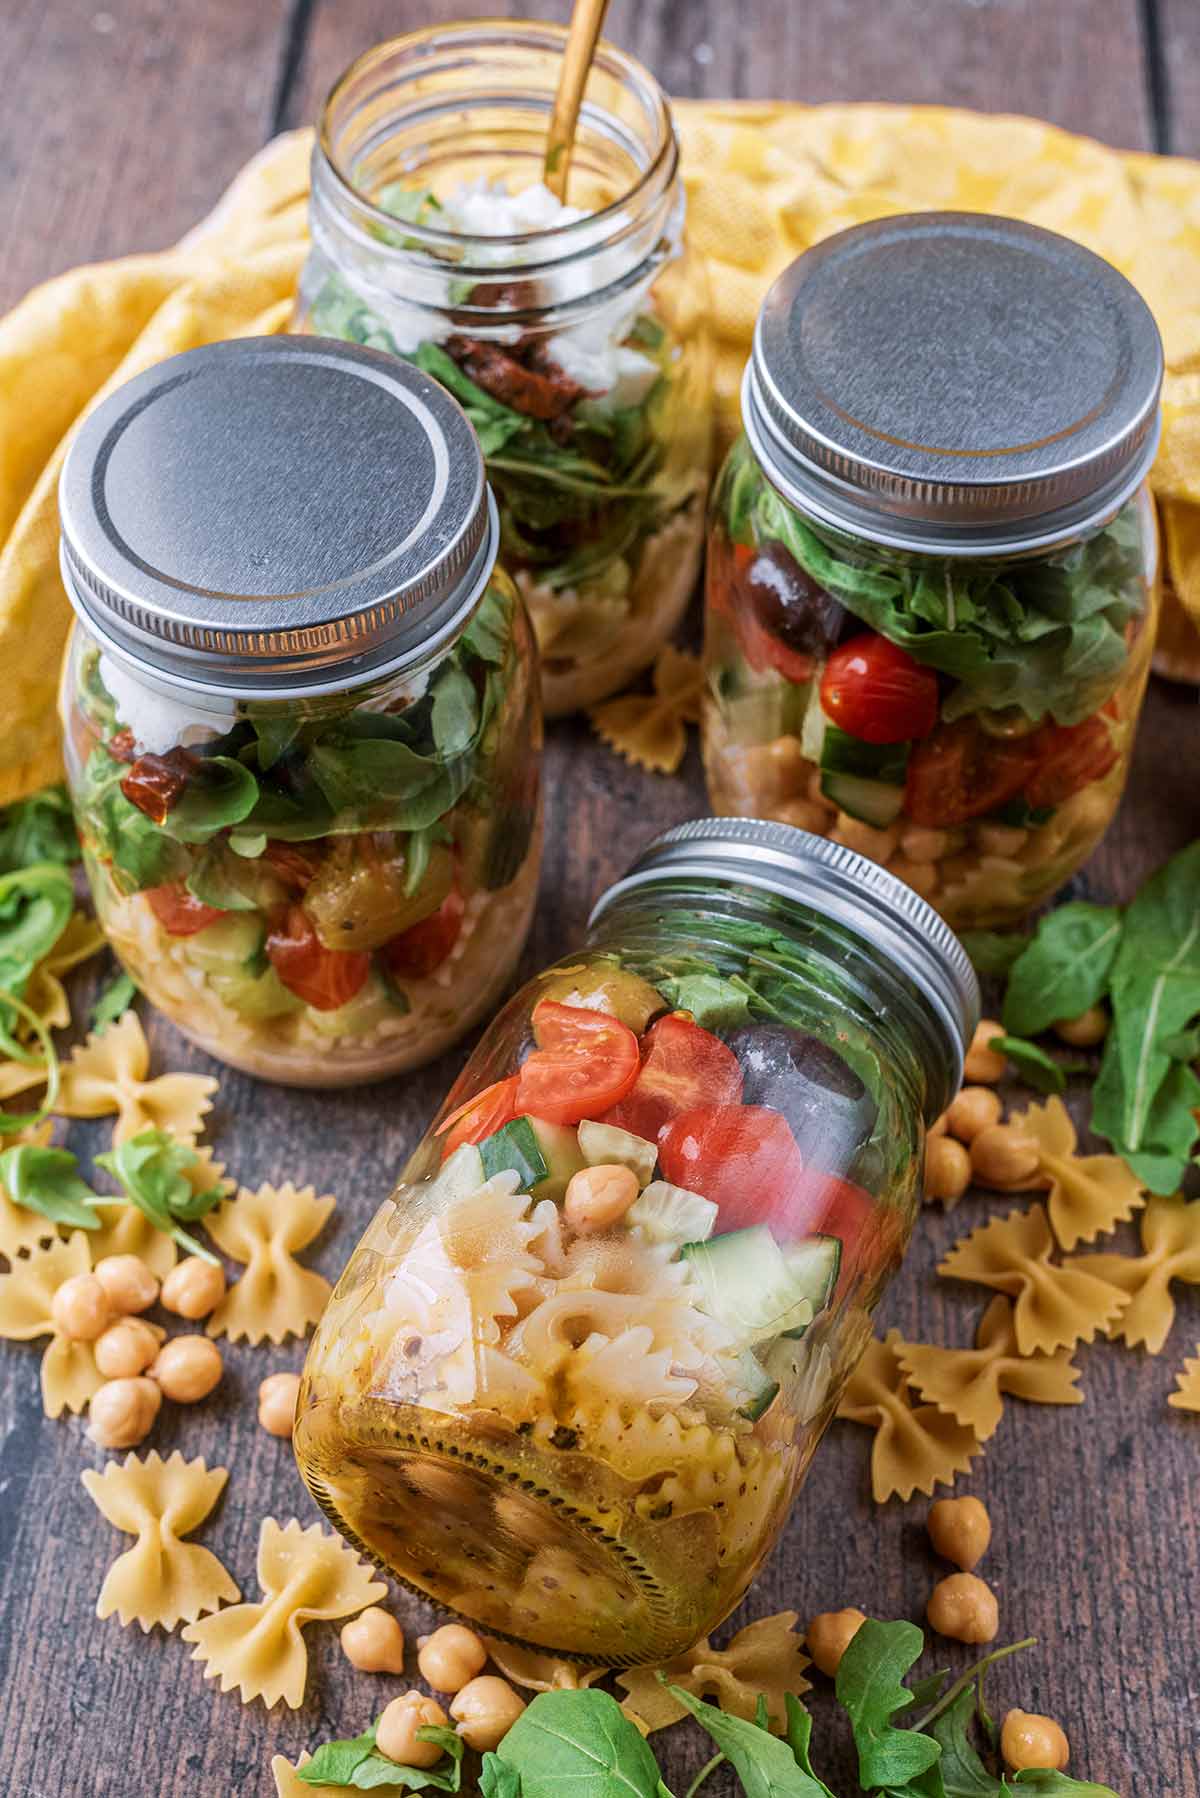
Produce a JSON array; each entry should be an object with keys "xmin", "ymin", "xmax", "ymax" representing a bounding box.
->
[{"xmin": 98, "ymin": 653, "xmax": 236, "ymax": 754}]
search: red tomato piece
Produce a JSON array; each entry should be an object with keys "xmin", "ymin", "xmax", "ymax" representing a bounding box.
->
[
  {"xmin": 1024, "ymin": 716, "xmax": 1119, "ymax": 808},
  {"xmin": 436, "ymin": 1075, "xmax": 521, "ymax": 1156},
  {"xmin": 658, "ymin": 1104, "xmax": 827, "ymax": 1238},
  {"xmin": 382, "ymin": 886, "xmax": 465, "ymax": 980},
  {"xmin": 266, "ymin": 904, "xmax": 371, "ymax": 1011},
  {"xmin": 514, "ymin": 1001, "xmax": 641, "ymax": 1126},
  {"xmin": 815, "ymin": 1175, "xmax": 901, "ymax": 1301},
  {"xmin": 904, "ymin": 719, "xmax": 1037, "ymax": 827},
  {"xmin": 602, "ymin": 1013, "xmax": 745, "ymax": 1144},
  {"xmin": 262, "ymin": 841, "xmax": 324, "ymax": 890},
  {"xmin": 145, "ymin": 882, "xmax": 225, "ymax": 937},
  {"xmin": 820, "ymin": 632, "xmax": 940, "ymax": 744}
]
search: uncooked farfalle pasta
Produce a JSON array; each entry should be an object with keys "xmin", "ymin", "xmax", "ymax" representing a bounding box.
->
[
  {"xmin": 1076, "ymin": 1194, "xmax": 1200, "ymax": 1354},
  {"xmin": 81, "ymin": 1450, "xmax": 239, "ymax": 1631},
  {"xmin": 0, "ymin": 1230, "xmax": 103, "ymax": 1415},
  {"xmin": 181, "ymin": 1516, "xmax": 385, "ymax": 1709},
  {"xmin": 589, "ymin": 645, "xmax": 704, "ymax": 776},
  {"xmin": 55, "ymin": 1011, "xmax": 218, "ymax": 1144},
  {"xmin": 937, "ymin": 1205, "xmax": 1130, "ymax": 1356},
  {"xmin": 204, "ymin": 1182, "xmax": 335, "ymax": 1345},
  {"xmin": 1005, "ymin": 1096, "xmax": 1146, "ymax": 1252},
  {"xmin": 1168, "ymin": 1352, "xmax": 1200, "ymax": 1413},
  {"xmin": 617, "ymin": 1610, "xmax": 811, "ymax": 1734},
  {"xmin": 835, "ymin": 1331, "xmax": 981, "ymax": 1504},
  {"xmin": 0, "ymin": 1122, "xmax": 57, "ymax": 1258},
  {"xmin": 898, "ymin": 1296, "xmax": 1083, "ymax": 1441}
]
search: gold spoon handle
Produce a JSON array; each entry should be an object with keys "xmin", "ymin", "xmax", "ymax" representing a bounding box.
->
[{"xmin": 544, "ymin": 0, "xmax": 612, "ymax": 201}]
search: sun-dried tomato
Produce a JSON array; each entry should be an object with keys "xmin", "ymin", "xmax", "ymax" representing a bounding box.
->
[
  {"xmin": 444, "ymin": 335, "xmax": 586, "ymax": 421},
  {"xmin": 119, "ymin": 747, "xmax": 198, "ymax": 823},
  {"xmin": 104, "ymin": 728, "xmax": 137, "ymax": 764}
]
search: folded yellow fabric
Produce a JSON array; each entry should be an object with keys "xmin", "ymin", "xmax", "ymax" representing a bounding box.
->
[{"xmin": 3, "ymin": 102, "xmax": 1200, "ymax": 804}]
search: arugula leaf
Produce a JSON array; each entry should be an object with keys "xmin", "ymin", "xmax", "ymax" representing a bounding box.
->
[
  {"xmin": 307, "ymin": 734, "xmax": 475, "ymax": 833},
  {"xmin": 91, "ymin": 970, "xmax": 137, "ymax": 1032},
  {"xmin": 462, "ymin": 581, "xmax": 516, "ymax": 666},
  {"xmin": 664, "ymin": 1684, "xmax": 830, "ymax": 1798},
  {"xmin": 496, "ymin": 1690, "xmax": 668, "ymax": 1798},
  {"xmin": 297, "ymin": 1726, "xmax": 379, "ymax": 1786},
  {"xmin": 299, "ymin": 1723, "xmax": 463, "ymax": 1791},
  {"xmin": 836, "ymin": 1619, "xmax": 943, "ymax": 1792},
  {"xmin": 251, "ymin": 713, "xmax": 303, "ymax": 771},
  {"xmin": 96, "ymin": 1128, "xmax": 224, "ymax": 1262},
  {"xmin": 924, "ymin": 1686, "xmax": 1003, "ymax": 1797},
  {"xmin": 1001, "ymin": 905, "xmax": 1122, "ymax": 1038},
  {"xmin": 959, "ymin": 932, "xmax": 1028, "ymax": 978},
  {"xmin": 989, "ymin": 1036, "xmax": 1086, "ymax": 1096},
  {"xmin": 164, "ymin": 755, "xmax": 259, "ymax": 844},
  {"xmin": 76, "ymin": 748, "xmax": 190, "ymax": 894},
  {"xmin": 0, "ymin": 1144, "xmax": 100, "ymax": 1230},
  {"xmin": 1010, "ymin": 1775, "xmax": 1120, "ymax": 1797},
  {"xmin": 783, "ymin": 1698, "xmax": 837, "ymax": 1797},
  {"xmin": 0, "ymin": 864, "xmax": 76, "ymax": 1053},
  {"xmin": 430, "ymin": 665, "xmax": 480, "ymax": 759},
  {"xmin": 657, "ymin": 972, "xmax": 753, "ymax": 1029},
  {"xmin": 0, "ymin": 786, "xmax": 79, "ymax": 872},
  {"xmin": 480, "ymin": 1755, "xmax": 522, "ymax": 1798}
]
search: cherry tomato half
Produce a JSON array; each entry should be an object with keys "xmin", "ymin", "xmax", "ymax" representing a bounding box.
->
[
  {"xmin": 382, "ymin": 886, "xmax": 465, "ymax": 980},
  {"xmin": 658, "ymin": 1103, "xmax": 829, "ymax": 1238},
  {"xmin": 266, "ymin": 904, "xmax": 371, "ymax": 1011},
  {"xmin": 436, "ymin": 1075, "xmax": 521, "ymax": 1156},
  {"xmin": 145, "ymin": 883, "xmax": 225, "ymax": 937},
  {"xmin": 820, "ymin": 632, "xmax": 940, "ymax": 745},
  {"xmin": 1024, "ymin": 716, "xmax": 1118, "ymax": 808},
  {"xmin": 904, "ymin": 719, "xmax": 1037, "ymax": 827},
  {"xmin": 514, "ymin": 1001, "xmax": 641, "ymax": 1126},
  {"xmin": 815, "ymin": 1175, "xmax": 900, "ymax": 1301},
  {"xmin": 602, "ymin": 1013, "xmax": 744, "ymax": 1143}
]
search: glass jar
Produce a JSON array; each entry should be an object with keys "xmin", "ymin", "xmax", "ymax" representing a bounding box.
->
[
  {"xmin": 58, "ymin": 337, "xmax": 541, "ymax": 1087},
  {"xmin": 296, "ymin": 22, "xmax": 713, "ymax": 717},
  {"xmin": 703, "ymin": 214, "xmax": 1163, "ymax": 930},
  {"xmin": 295, "ymin": 819, "xmax": 976, "ymax": 1664}
]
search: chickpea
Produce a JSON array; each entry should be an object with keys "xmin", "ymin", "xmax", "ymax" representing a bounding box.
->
[
  {"xmin": 805, "ymin": 1607, "xmax": 867, "ymax": 1677},
  {"xmin": 970, "ymin": 1123, "xmax": 1041, "ymax": 1189},
  {"xmin": 927, "ymin": 1496, "xmax": 991, "ymax": 1570},
  {"xmin": 890, "ymin": 855, "xmax": 940, "ymax": 900},
  {"xmin": 806, "ymin": 769, "xmax": 835, "ymax": 811},
  {"xmin": 160, "ymin": 1255, "xmax": 226, "ymax": 1320},
  {"xmin": 417, "ymin": 1622, "xmax": 489, "ymax": 1692},
  {"xmin": 1053, "ymin": 1005, "xmax": 1108, "ymax": 1048},
  {"xmin": 94, "ymin": 1254, "xmax": 159, "ymax": 1316},
  {"xmin": 924, "ymin": 1135, "xmax": 971, "ymax": 1205},
  {"xmin": 258, "ymin": 1371, "xmax": 300, "ymax": 1438},
  {"xmin": 928, "ymin": 1111, "xmax": 950, "ymax": 1138},
  {"xmin": 774, "ymin": 798, "xmax": 830, "ymax": 835},
  {"xmin": 94, "ymin": 1317, "xmax": 162, "ymax": 1380},
  {"xmin": 150, "ymin": 1335, "xmax": 223, "ymax": 1403},
  {"xmin": 1001, "ymin": 1710, "xmax": 1070, "ymax": 1773},
  {"xmin": 926, "ymin": 1572, "xmax": 999, "ymax": 1644},
  {"xmin": 375, "ymin": 1693, "xmax": 450, "ymax": 1768},
  {"xmin": 975, "ymin": 823, "xmax": 1028, "ymax": 857},
  {"xmin": 88, "ymin": 1376, "xmax": 162, "ymax": 1448},
  {"xmin": 831, "ymin": 815, "xmax": 901, "ymax": 862},
  {"xmin": 51, "ymin": 1273, "xmax": 112, "ymax": 1342},
  {"xmin": 341, "ymin": 1606, "xmax": 406, "ymax": 1674},
  {"xmin": 450, "ymin": 1676, "xmax": 527, "ymax": 1752},
  {"xmin": 945, "ymin": 1085, "xmax": 1003, "ymax": 1142},
  {"xmin": 564, "ymin": 1164, "xmax": 639, "ymax": 1233},
  {"xmin": 899, "ymin": 826, "xmax": 952, "ymax": 864},
  {"xmin": 964, "ymin": 1020, "xmax": 1008, "ymax": 1084}
]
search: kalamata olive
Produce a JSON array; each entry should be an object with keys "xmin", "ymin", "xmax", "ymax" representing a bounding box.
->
[
  {"xmin": 722, "ymin": 1024, "xmax": 877, "ymax": 1168},
  {"xmin": 738, "ymin": 543, "xmax": 846, "ymax": 656}
]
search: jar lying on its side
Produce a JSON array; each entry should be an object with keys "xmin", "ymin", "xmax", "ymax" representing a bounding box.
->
[
  {"xmin": 703, "ymin": 213, "xmax": 1163, "ymax": 930},
  {"xmin": 59, "ymin": 337, "xmax": 541, "ymax": 1087},
  {"xmin": 297, "ymin": 21, "xmax": 713, "ymax": 716},
  {"xmin": 295, "ymin": 820, "xmax": 977, "ymax": 1665}
]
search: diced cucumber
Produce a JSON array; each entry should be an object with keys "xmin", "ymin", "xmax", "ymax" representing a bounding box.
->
[
  {"xmin": 578, "ymin": 1120, "xmax": 657, "ymax": 1188},
  {"xmin": 729, "ymin": 1349, "xmax": 780, "ymax": 1421},
  {"xmin": 762, "ymin": 1336, "xmax": 834, "ymax": 1426},
  {"xmin": 800, "ymin": 683, "xmax": 831, "ymax": 764},
  {"xmin": 782, "ymin": 1235, "xmax": 842, "ymax": 1314},
  {"xmin": 681, "ymin": 1226, "xmax": 816, "ymax": 1346},
  {"xmin": 527, "ymin": 1116, "xmax": 587, "ymax": 1200},
  {"xmin": 187, "ymin": 912, "xmax": 267, "ymax": 973},
  {"xmin": 210, "ymin": 965, "xmax": 303, "ymax": 1021},
  {"xmin": 820, "ymin": 724, "xmax": 910, "ymax": 785},
  {"xmin": 304, "ymin": 976, "xmax": 403, "ymax": 1037},
  {"xmin": 425, "ymin": 1142, "xmax": 486, "ymax": 1206},
  {"xmin": 989, "ymin": 797, "xmax": 1055, "ymax": 830},
  {"xmin": 629, "ymin": 1180, "xmax": 718, "ymax": 1247},
  {"xmin": 480, "ymin": 1117, "xmax": 549, "ymax": 1192},
  {"xmin": 820, "ymin": 770, "xmax": 906, "ymax": 828}
]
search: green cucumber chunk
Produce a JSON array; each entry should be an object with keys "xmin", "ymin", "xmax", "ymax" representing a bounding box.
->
[
  {"xmin": 186, "ymin": 911, "xmax": 267, "ymax": 972},
  {"xmin": 820, "ymin": 723, "xmax": 910, "ymax": 784},
  {"xmin": 527, "ymin": 1117, "xmax": 586, "ymax": 1199},
  {"xmin": 820, "ymin": 769, "xmax": 906, "ymax": 828},
  {"xmin": 681, "ymin": 1225, "xmax": 816, "ymax": 1346},
  {"xmin": 629, "ymin": 1179, "xmax": 718, "ymax": 1246},
  {"xmin": 209, "ymin": 965, "xmax": 302, "ymax": 1021},
  {"xmin": 480, "ymin": 1117, "xmax": 549, "ymax": 1191},
  {"xmin": 425, "ymin": 1142, "xmax": 486, "ymax": 1206},
  {"xmin": 782, "ymin": 1235, "xmax": 842, "ymax": 1313},
  {"xmin": 729, "ymin": 1349, "xmax": 780, "ymax": 1421},
  {"xmin": 578, "ymin": 1120, "xmax": 657, "ymax": 1187}
]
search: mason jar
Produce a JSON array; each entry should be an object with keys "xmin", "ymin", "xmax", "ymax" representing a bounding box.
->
[
  {"xmin": 703, "ymin": 214, "xmax": 1163, "ymax": 930},
  {"xmin": 296, "ymin": 21, "xmax": 713, "ymax": 716},
  {"xmin": 58, "ymin": 337, "xmax": 541, "ymax": 1087},
  {"xmin": 294, "ymin": 819, "xmax": 977, "ymax": 1664}
]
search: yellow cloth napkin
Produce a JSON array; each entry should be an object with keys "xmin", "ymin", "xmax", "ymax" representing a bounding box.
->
[{"xmin": 4, "ymin": 102, "xmax": 1200, "ymax": 804}]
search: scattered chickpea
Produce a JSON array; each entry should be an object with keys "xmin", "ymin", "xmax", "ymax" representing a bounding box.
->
[
  {"xmin": 889, "ymin": 856, "xmax": 940, "ymax": 900},
  {"xmin": 774, "ymin": 799, "xmax": 830, "ymax": 835},
  {"xmin": 161, "ymin": 1256, "xmax": 227, "ymax": 1320},
  {"xmin": 928, "ymin": 1110, "xmax": 949, "ymax": 1138},
  {"xmin": 970, "ymin": 1123, "xmax": 1041, "ymax": 1189},
  {"xmin": 341, "ymin": 1607, "xmax": 406, "ymax": 1674},
  {"xmin": 1053, "ymin": 1005, "xmax": 1109, "ymax": 1048},
  {"xmin": 151, "ymin": 1335, "xmax": 223, "ymax": 1403},
  {"xmin": 450, "ymin": 1676, "xmax": 527, "ymax": 1752},
  {"xmin": 258, "ymin": 1371, "xmax": 300, "ymax": 1438},
  {"xmin": 963, "ymin": 1020, "xmax": 1008, "ymax": 1084},
  {"xmin": 945, "ymin": 1085, "xmax": 1003, "ymax": 1143},
  {"xmin": 1001, "ymin": 1710, "xmax": 1070, "ymax": 1772},
  {"xmin": 51, "ymin": 1273, "xmax": 112, "ymax": 1342},
  {"xmin": 927, "ymin": 1572, "xmax": 999, "ymax": 1644},
  {"xmin": 418, "ymin": 1622, "xmax": 488, "ymax": 1693},
  {"xmin": 94, "ymin": 1317, "xmax": 162, "ymax": 1380},
  {"xmin": 375, "ymin": 1693, "xmax": 450, "ymax": 1768},
  {"xmin": 924, "ymin": 1135, "xmax": 971, "ymax": 1205},
  {"xmin": 94, "ymin": 1254, "xmax": 159, "ymax": 1316},
  {"xmin": 927, "ymin": 1496, "xmax": 992, "ymax": 1570},
  {"xmin": 831, "ymin": 815, "xmax": 901, "ymax": 862},
  {"xmin": 564, "ymin": 1163, "xmax": 639, "ymax": 1233},
  {"xmin": 89, "ymin": 1376, "xmax": 162, "ymax": 1448},
  {"xmin": 805, "ymin": 1608, "xmax": 867, "ymax": 1677},
  {"xmin": 899, "ymin": 826, "xmax": 952, "ymax": 864}
]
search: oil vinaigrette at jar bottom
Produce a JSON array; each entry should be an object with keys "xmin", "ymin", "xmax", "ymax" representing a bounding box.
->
[{"xmin": 295, "ymin": 821, "xmax": 977, "ymax": 1664}]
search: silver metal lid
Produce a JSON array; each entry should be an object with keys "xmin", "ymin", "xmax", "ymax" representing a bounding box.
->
[
  {"xmin": 744, "ymin": 212, "xmax": 1163, "ymax": 555},
  {"xmin": 589, "ymin": 817, "xmax": 979, "ymax": 1119},
  {"xmin": 58, "ymin": 336, "xmax": 496, "ymax": 695}
]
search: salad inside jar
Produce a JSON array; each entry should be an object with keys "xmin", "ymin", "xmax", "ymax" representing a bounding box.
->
[
  {"xmin": 295, "ymin": 910, "xmax": 916, "ymax": 1664},
  {"xmin": 66, "ymin": 574, "xmax": 541, "ymax": 1085},
  {"xmin": 302, "ymin": 176, "xmax": 710, "ymax": 715},
  {"xmin": 703, "ymin": 442, "xmax": 1158, "ymax": 928}
]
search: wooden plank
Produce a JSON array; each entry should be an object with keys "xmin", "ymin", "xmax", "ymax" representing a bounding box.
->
[{"xmin": 1159, "ymin": 0, "xmax": 1200, "ymax": 154}]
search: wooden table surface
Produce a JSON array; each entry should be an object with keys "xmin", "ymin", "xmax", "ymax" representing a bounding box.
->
[{"xmin": 2, "ymin": 4, "xmax": 1199, "ymax": 1795}]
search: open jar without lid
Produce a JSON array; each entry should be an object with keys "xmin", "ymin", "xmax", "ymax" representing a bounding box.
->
[
  {"xmin": 703, "ymin": 212, "xmax": 1163, "ymax": 929},
  {"xmin": 58, "ymin": 336, "xmax": 542, "ymax": 1087},
  {"xmin": 295, "ymin": 818, "xmax": 978, "ymax": 1665},
  {"xmin": 296, "ymin": 21, "xmax": 713, "ymax": 716}
]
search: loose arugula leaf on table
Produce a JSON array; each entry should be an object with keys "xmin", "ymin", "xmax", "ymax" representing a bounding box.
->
[
  {"xmin": 0, "ymin": 863, "xmax": 76, "ymax": 1055},
  {"xmin": 96, "ymin": 1128, "xmax": 225, "ymax": 1262},
  {"xmin": 0, "ymin": 1143, "xmax": 100, "ymax": 1230},
  {"xmin": 90, "ymin": 970, "xmax": 137, "ymax": 1032},
  {"xmin": 959, "ymin": 932, "xmax": 1028, "ymax": 979},
  {"xmin": 664, "ymin": 1683, "xmax": 832, "ymax": 1798},
  {"xmin": 835, "ymin": 1619, "xmax": 943, "ymax": 1792},
  {"xmin": 1001, "ymin": 905, "xmax": 1122, "ymax": 1038},
  {"xmin": 479, "ymin": 1755, "xmax": 522, "ymax": 1798},
  {"xmin": 495, "ymin": 1689, "xmax": 669, "ymax": 1798},
  {"xmin": 298, "ymin": 1721, "xmax": 464, "ymax": 1791},
  {"xmin": 924, "ymin": 1686, "xmax": 1003, "ymax": 1797},
  {"xmin": 0, "ymin": 785, "xmax": 79, "ymax": 872},
  {"xmin": 988, "ymin": 1037, "xmax": 1086, "ymax": 1097},
  {"xmin": 1009, "ymin": 1774, "xmax": 1120, "ymax": 1796}
]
